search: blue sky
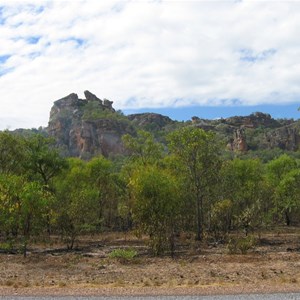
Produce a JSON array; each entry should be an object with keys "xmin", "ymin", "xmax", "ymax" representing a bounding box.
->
[
  {"xmin": 0, "ymin": 1, "xmax": 300, "ymax": 129},
  {"xmin": 124, "ymin": 103, "xmax": 300, "ymax": 122}
]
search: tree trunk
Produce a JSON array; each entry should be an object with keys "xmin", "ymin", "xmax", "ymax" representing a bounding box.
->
[
  {"xmin": 285, "ymin": 210, "xmax": 291, "ymax": 226},
  {"xmin": 196, "ymin": 196, "xmax": 202, "ymax": 241}
]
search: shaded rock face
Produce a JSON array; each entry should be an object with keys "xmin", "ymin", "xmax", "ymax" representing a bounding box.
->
[
  {"xmin": 47, "ymin": 91, "xmax": 132, "ymax": 159},
  {"xmin": 68, "ymin": 119, "xmax": 130, "ymax": 158},
  {"xmin": 227, "ymin": 128, "xmax": 248, "ymax": 152},
  {"xmin": 215, "ymin": 112, "xmax": 300, "ymax": 152},
  {"xmin": 265, "ymin": 123, "xmax": 300, "ymax": 151},
  {"xmin": 224, "ymin": 112, "xmax": 281, "ymax": 129},
  {"xmin": 127, "ymin": 113, "xmax": 173, "ymax": 129}
]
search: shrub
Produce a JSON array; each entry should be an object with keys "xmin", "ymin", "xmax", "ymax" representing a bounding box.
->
[
  {"xmin": 227, "ymin": 235, "xmax": 257, "ymax": 254},
  {"xmin": 108, "ymin": 248, "xmax": 138, "ymax": 262}
]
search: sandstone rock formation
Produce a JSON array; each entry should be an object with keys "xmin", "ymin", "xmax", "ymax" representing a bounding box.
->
[
  {"xmin": 224, "ymin": 112, "xmax": 281, "ymax": 129},
  {"xmin": 46, "ymin": 91, "xmax": 300, "ymax": 157},
  {"xmin": 264, "ymin": 122, "xmax": 300, "ymax": 151},
  {"xmin": 127, "ymin": 113, "xmax": 173, "ymax": 129},
  {"xmin": 227, "ymin": 128, "xmax": 248, "ymax": 152},
  {"xmin": 47, "ymin": 91, "xmax": 133, "ymax": 159},
  {"xmin": 222, "ymin": 112, "xmax": 298, "ymax": 152}
]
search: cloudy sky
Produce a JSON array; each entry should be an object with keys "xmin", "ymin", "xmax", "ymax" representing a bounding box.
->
[{"xmin": 0, "ymin": 0, "xmax": 300, "ymax": 129}]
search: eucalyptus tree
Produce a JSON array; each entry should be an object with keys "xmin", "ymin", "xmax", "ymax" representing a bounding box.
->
[
  {"xmin": 24, "ymin": 134, "xmax": 67, "ymax": 187},
  {"xmin": 87, "ymin": 156, "xmax": 122, "ymax": 230},
  {"xmin": 266, "ymin": 154, "xmax": 298, "ymax": 225},
  {"xmin": 167, "ymin": 127, "xmax": 221, "ymax": 241},
  {"xmin": 0, "ymin": 131, "xmax": 26, "ymax": 175},
  {"xmin": 121, "ymin": 130, "xmax": 165, "ymax": 231},
  {"xmin": 276, "ymin": 169, "xmax": 300, "ymax": 226},
  {"xmin": 221, "ymin": 158, "xmax": 268, "ymax": 234},
  {"xmin": 54, "ymin": 158, "xmax": 99, "ymax": 249},
  {"xmin": 129, "ymin": 165, "xmax": 182, "ymax": 256},
  {"xmin": 122, "ymin": 130, "xmax": 164, "ymax": 166},
  {"xmin": 0, "ymin": 174, "xmax": 53, "ymax": 256}
]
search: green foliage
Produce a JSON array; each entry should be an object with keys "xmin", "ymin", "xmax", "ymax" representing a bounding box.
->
[
  {"xmin": 0, "ymin": 241, "xmax": 14, "ymax": 251},
  {"xmin": 24, "ymin": 134, "xmax": 68, "ymax": 185},
  {"xmin": 108, "ymin": 248, "xmax": 138, "ymax": 262},
  {"xmin": 87, "ymin": 156, "xmax": 121, "ymax": 230},
  {"xmin": 276, "ymin": 169, "xmax": 300, "ymax": 225},
  {"xmin": 0, "ymin": 173, "xmax": 53, "ymax": 256},
  {"xmin": 82, "ymin": 101, "xmax": 128, "ymax": 122},
  {"xmin": 122, "ymin": 130, "xmax": 164, "ymax": 166},
  {"xmin": 221, "ymin": 158, "xmax": 268, "ymax": 233},
  {"xmin": 168, "ymin": 127, "xmax": 222, "ymax": 241},
  {"xmin": 0, "ymin": 131, "xmax": 26, "ymax": 175},
  {"xmin": 227, "ymin": 235, "xmax": 257, "ymax": 254},
  {"xmin": 1, "ymin": 123, "xmax": 300, "ymax": 257},
  {"xmin": 210, "ymin": 199, "xmax": 233, "ymax": 240},
  {"xmin": 242, "ymin": 148, "xmax": 288, "ymax": 163},
  {"xmin": 266, "ymin": 154, "xmax": 297, "ymax": 184},
  {"xmin": 54, "ymin": 158, "xmax": 99, "ymax": 249},
  {"xmin": 266, "ymin": 154, "xmax": 298, "ymax": 225},
  {"xmin": 129, "ymin": 165, "xmax": 182, "ymax": 256}
]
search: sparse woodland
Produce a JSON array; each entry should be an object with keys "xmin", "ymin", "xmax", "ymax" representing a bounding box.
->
[{"xmin": 0, "ymin": 127, "xmax": 299, "ymax": 258}]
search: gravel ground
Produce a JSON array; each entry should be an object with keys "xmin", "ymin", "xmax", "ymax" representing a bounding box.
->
[
  {"xmin": 0, "ymin": 230, "xmax": 299, "ymax": 297},
  {"xmin": 1, "ymin": 294, "xmax": 300, "ymax": 300}
]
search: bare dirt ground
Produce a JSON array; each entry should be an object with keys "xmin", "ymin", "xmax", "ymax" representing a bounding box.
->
[{"xmin": 0, "ymin": 228, "xmax": 299, "ymax": 296}]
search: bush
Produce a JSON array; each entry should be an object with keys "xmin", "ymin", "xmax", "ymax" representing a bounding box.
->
[
  {"xmin": 227, "ymin": 235, "xmax": 257, "ymax": 254},
  {"xmin": 108, "ymin": 248, "xmax": 138, "ymax": 262},
  {"xmin": 0, "ymin": 242, "xmax": 13, "ymax": 251}
]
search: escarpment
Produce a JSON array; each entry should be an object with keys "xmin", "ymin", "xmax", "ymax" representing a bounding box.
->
[{"xmin": 45, "ymin": 91, "xmax": 300, "ymax": 157}]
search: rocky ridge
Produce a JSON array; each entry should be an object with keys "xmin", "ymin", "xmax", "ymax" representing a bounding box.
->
[{"xmin": 46, "ymin": 91, "xmax": 300, "ymax": 158}]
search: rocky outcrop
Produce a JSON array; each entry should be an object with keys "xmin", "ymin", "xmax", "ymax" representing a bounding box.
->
[
  {"xmin": 127, "ymin": 113, "xmax": 174, "ymax": 129},
  {"xmin": 224, "ymin": 112, "xmax": 281, "ymax": 129},
  {"xmin": 46, "ymin": 91, "xmax": 300, "ymax": 157},
  {"xmin": 48, "ymin": 91, "xmax": 133, "ymax": 158},
  {"xmin": 227, "ymin": 128, "xmax": 248, "ymax": 152},
  {"xmin": 264, "ymin": 122, "xmax": 300, "ymax": 151},
  {"xmin": 68, "ymin": 119, "xmax": 132, "ymax": 158}
]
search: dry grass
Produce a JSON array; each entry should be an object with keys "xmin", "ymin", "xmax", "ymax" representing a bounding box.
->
[{"xmin": 0, "ymin": 228, "xmax": 299, "ymax": 296}]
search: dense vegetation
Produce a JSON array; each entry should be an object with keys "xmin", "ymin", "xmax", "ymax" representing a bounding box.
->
[{"xmin": 0, "ymin": 127, "xmax": 299, "ymax": 257}]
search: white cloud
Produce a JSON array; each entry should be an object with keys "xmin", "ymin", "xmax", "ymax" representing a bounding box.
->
[{"xmin": 0, "ymin": 0, "xmax": 300, "ymax": 129}]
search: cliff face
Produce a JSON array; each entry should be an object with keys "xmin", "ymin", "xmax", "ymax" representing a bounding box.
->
[
  {"xmin": 127, "ymin": 113, "xmax": 174, "ymax": 133},
  {"xmin": 47, "ymin": 91, "xmax": 179, "ymax": 158},
  {"xmin": 264, "ymin": 122, "xmax": 300, "ymax": 151},
  {"xmin": 47, "ymin": 91, "xmax": 134, "ymax": 158},
  {"xmin": 191, "ymin": 112, "xmax": 299, "ymax": 153},
  {"xmin": 225, "ymin": 114, "xmax": 300, "ymax": 153}
]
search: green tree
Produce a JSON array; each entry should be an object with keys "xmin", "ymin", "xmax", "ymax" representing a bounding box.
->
[
  {"xmin": 54, "ymin": 158, "xmax": 98, "ymax": 249},
  {"xmin": 87, "ymin": 156, "xmax": 121, "ymax": 230},
  {"xmin": 24, "ymin": 134, "xmax": 67, "ymax": 186},
  {"xmin": 276, "ymin": 169, "xmax": 300, "ymax": 226},
  {"xmin": 266, "ymin": 154, "xmax": 298, "ymax": 224},
  {"xmin": 19, "ymin": 181, "xmax": 54, "ymax": 256},
  {"xmin": 129, "ymin": 165, "xmax": 182, "ymax": 256},
  {"xmin": 0, "ymin": 131, "xmax": 26, "ymax": 175},
  {"xmin": 167, "ymin": 127, "xmax": 221, "ymax": 241},
  {"xmin": 0, "ymin": 174, "xmax": 23, "ymax": 238},
  {"xmin": 0, "ymin": 174, "xmax": 53, "ymax": 256},
  {"xmin": 210, "ymin": 199, "xmax": 233, "ymax": 240},
  {"xmin": 122, "ymin": 130, "xmax": 164, "ymax": 166},
  {"xmin": 24, "ymin": 134, "xmax": 67, "ymax": 235},
  {"xmin": 221, "ymin": 158, "xmax": 267, "ymax": 234},
  {"xmin": 266, "ymin": 154, "xmax": 297, "ymax": 184}
]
